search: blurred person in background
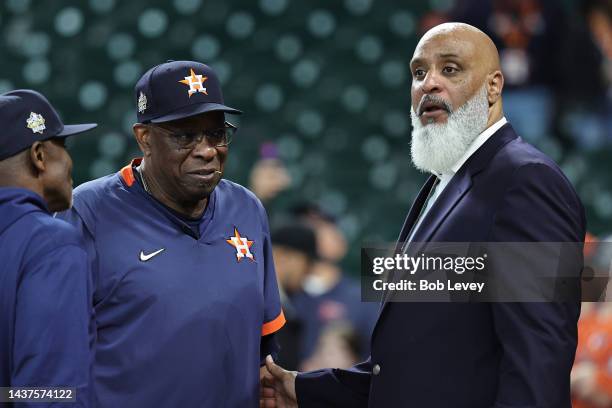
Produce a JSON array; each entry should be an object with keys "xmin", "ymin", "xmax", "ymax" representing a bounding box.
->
[
  {"xmin": 574, "ymin": 0, "xmax": 612, "ymax": 147},
  {"xmin": 249, "ymin": 142, "xmax": 292, "ymax": 207},
  {"xmin": 300, "ymin": 322, "xmax": 362, "ymax": 372},
  {"xmin": 580, "ymin": 233, "xmax": 610, "ymax": 302},
  {"xmin": 572, "ymin": 234, "xmax": 612, "ymax": 407},
  {"xmin": 550, "ymin": 0, "xmax": 612, "ymax": 150},
  {"xmin": 449, "ymin": 0, "xmax": 566, "ymax": 145},
  {"xmin": 584, "ymin": 0, "xmax": 612, "ymax": 84},
  {"xmin": 290, "ymin": 203, "xmax": 379, "ymax": 362},
  {"xmin": 0, "ymin": 90, "xmax": 97, "ymax": 407},
  {"xmin": 271, "ymin": 221, "xmax": 318, "ymax": 371},
  {"xmin": 572, "ymin": 303, "xmax": 612, "ymax": 408},
  {"xmin": 449, "ymin": 0, "xmax": 612, "ymax": 150},
  {"xmin": 450, "ymin": 0, "xmax": 566, "ymax": 90},
  {"xmin": 57, "ymin": 60, "xmax": 285, "ymax": 407}
]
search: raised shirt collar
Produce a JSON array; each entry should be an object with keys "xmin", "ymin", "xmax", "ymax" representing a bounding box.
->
[{"xmin": 435, "ymin": 116, "xmax": 507, "ymax": 178}]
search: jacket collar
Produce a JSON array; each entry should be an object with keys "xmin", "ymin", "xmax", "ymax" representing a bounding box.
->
[
  {"xmin": 403, "ymin": 123, "xmax": 518, "ymax": 244},
  {"xmin": 374, "ymin": 123, "xmax": 520, "ymax": 333}
]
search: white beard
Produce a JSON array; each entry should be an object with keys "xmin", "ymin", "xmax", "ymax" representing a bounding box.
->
[{"xmin": 410, "ymin": 84, "xmax": 489, "ymax": 175}]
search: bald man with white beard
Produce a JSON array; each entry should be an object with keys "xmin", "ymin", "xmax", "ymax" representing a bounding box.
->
[{"xmin": 261, "ymin": 23, "xmax": 586, "ymax": 408}]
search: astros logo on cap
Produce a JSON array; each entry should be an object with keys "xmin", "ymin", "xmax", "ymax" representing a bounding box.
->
[
  {"xmin": 26, "ymin": 112, "xmax": 46, "ymax": 134},
  {"xmin": 179, "ymin": 68, "xmax": 208, "ymax": 97}
]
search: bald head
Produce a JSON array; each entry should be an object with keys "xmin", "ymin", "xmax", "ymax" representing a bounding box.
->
[
  {"xmin": 410, "ymin": 22, "xmax": 504, "ymax": 129},
  {"xmin": 418, "ymin": 23, "xmax": 500, "ymax": 72}
]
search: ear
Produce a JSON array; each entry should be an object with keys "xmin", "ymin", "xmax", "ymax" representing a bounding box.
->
[
  {"xmin": 133, "ymin": 123, "xmax": 153, "ymax": 157},
  {"xmin": 28, "ymin": 141, "xmax": 46, "ymax": 174},
  {"xmin": 487, "ymin": 70, "xmax": 504, "ymax": 105}
]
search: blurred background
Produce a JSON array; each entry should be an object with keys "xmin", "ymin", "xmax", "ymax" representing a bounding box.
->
[{"xmin": 1, "ymin": 0, "xmax": 611, "ymax": 405}]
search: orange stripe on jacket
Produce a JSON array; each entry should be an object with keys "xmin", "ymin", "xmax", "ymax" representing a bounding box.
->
[{"xmin": 262, "ymin": 310, "xmax": 286, "ymax": 336}]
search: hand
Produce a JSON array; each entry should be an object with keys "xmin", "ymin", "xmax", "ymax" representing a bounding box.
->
[
  {"xmin": 249, "ymin": 158, "xmax": 291, "ymax": 202},
  {"xmin": 260, "ymin": 355, "xmax": 298, "ymax": 408}
]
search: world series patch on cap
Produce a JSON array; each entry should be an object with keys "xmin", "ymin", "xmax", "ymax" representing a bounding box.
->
[
  {"xmin": 0, "ymin": 89, "xmax": 97, "ymax": 161},
  {"xmin": 134, "ymin": 60, "xmax": 242, "ymax": 124}
]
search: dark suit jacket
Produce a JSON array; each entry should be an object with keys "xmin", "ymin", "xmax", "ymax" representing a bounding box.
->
[{"xmin": 296, "ymin": 123, "xmax": 586, "ymax": 407}]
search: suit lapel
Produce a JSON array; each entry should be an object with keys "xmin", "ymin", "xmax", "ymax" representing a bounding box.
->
[
  {"xmin": 371, "ymin": 124, "xmax": 520, "ymax": 341},
  {"xmin": 379, "ymin": 175, "xmax": 438, "ymax": 305},
  {"xmin": 409, "ymin": 173, "xmax": 472, "ymax": 243},
  {"xmin": 379, "ymin": 173, "xmax": 472, "ymax": 306},
  {"xmin": 395, "ymin": 175, "xmax": 438, "ymax": 252}
]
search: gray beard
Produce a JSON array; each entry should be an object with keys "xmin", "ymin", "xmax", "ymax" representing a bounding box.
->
[{"xmin": 410, "ymin": 84, "xmax": 489, "ymax": 175}]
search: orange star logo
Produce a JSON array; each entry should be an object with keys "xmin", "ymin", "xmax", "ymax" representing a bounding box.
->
[
  {"xmin": 178, "ymin": 68, "xmax": 208, "ymax": 97},
  {"xmin": 226, "ymin": 227, "xmax": 255, "ymax": 262}
]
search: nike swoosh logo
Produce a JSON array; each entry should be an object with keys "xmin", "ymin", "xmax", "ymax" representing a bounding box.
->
[{"xmin": 139, "ymin": 248, "xmax": 165, "ymax": 262}]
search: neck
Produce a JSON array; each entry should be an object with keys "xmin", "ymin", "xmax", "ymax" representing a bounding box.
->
[
  {"xmin": 486, "ymin": 101, "xmax": 504, "ymax": 129},
  {"xmin": 139, "ymin": 164, "xmax": 208, "ymax": 219},
  {"xmin": 0, "ymin": 162, "xmax": 43, "ymax": 198}
]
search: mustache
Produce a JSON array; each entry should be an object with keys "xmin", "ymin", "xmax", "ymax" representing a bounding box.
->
[{"xmin": 416, "ymin": 95, "xmax": 453, "ymax": 116}]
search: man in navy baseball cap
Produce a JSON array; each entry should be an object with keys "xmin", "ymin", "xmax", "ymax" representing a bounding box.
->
[
  {"xmin": 0, "ymin": 89, "xmax": 97, "ymax": 161},
  {"xmin": 57, "ymin": 61, "xmax": 285, "ymax": 407},
  {"xmin": 130, "ymin": 59, "xmax": 242, "ymax": 206},
  {"xmin": 0, "ymin": 89, "xmax": 96, "ymax": 406},
  {"xmin": 134, "ymin": 59, "xmax": 241, "ymax": 123}
]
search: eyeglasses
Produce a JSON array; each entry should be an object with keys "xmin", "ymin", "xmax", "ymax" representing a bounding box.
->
[{"xmin": 149, "ymin": 121, "xmax": 237, "ymax": 149}]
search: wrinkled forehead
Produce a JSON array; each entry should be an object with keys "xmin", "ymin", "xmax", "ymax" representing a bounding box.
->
[{"xmin": 411, "ymin": 31, "xmax": 477, "ymax": 65}]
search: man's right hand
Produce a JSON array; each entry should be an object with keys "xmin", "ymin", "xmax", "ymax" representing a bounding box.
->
[{"xmin": 260, "ymin": 355, "xmax": 298, "ymax": 408}]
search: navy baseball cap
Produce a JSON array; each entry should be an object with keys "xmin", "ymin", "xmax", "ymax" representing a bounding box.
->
[
  {"xmin": 0, "ymin": 89, "xmax": 97, "ymax": 161},
  {"xmin": 134, "ymin": 60, "xmax": 242, "ymax": 123}
]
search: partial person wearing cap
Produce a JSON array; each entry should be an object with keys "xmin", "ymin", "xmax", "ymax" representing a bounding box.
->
[
  {"xmin": 0, "ymin": 90, "xmax": 97, "ymax": 406},
  {"xmin": 271, "ymin": 221, "xmax": 318, "ymax": 371},
  {"xmin": 57, "ymin": 61, "xmax": 286, "ymax": 407}
]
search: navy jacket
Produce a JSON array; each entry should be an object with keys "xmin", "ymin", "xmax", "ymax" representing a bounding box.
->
[
  {"xmin": 0, "ymin": 188, "xmax": 91, "ymax": 407},
  {"xmin": 296, "ymin": 124, "xmax": 586, "ymax": 407},
  {"xmin": 57, "ymin": 163, "xmax": 284, "ymax": 408}
]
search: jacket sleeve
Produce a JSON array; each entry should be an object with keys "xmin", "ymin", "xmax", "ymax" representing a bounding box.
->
[
  {"xmin": 12, "ymin": 243, "xmax": 91, "ymax": 408},
  {"xmin": 256, "ymin": 201, "xmax": 285, "ymax": 364},
  {"xmin": 295, "ymin": 359, "xmax": 372, "ymax": 408},
  {"xmin": 487, "ymin": 163, "xmax": 585, "ymax": 408}
]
